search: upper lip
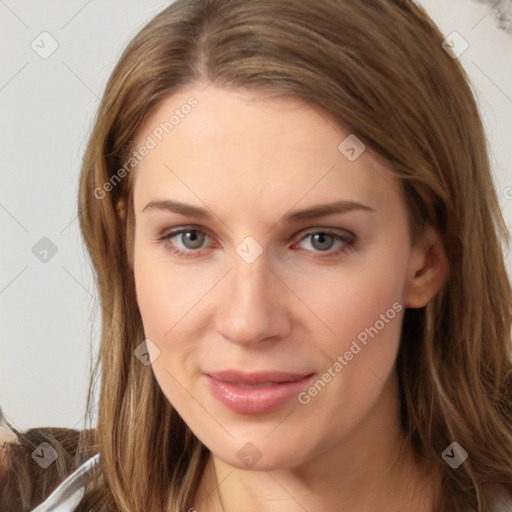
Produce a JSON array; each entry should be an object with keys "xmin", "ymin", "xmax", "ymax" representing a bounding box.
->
[{"xmin": 206, "ymin": 370, "xmax": 313, "ymax": 385}]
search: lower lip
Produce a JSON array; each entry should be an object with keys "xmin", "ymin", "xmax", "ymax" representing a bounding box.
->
[{"xmin": 204, "ymin": 374, "xmax": 315, "ymax": 414}]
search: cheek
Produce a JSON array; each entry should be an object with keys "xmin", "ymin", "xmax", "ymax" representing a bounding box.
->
[
  {"xmin": 292, "ymin": 268, "xmax": 404, "ymax": 420},
  {"xmin": 134, "ymin": 260, "xmax": 171, "ymax": 339},
  {"xmin": 292, "ymin": 253, "xmax": 406, "ymax": 345},
  {"xmin": 134, "ymin": 239, "xmax": 201, "ymax": 338},
  {"xmin": 133, "ymin": 244, "xmax": 200, "ymax": 409},
  {"xmin": 330, "ymin": 269, "xmax": 403, "ymax": 345},
  {"xmin": 285, "ymin": 244, "xmax": 408, "ymax": 394},
  {"xmin": 133, "ymin": 238, "xmax": 183, "ymax": 341}
]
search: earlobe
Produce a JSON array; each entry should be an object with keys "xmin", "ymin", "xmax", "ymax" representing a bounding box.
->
[{"xmin": 404, "ymin": 225, "xmax": 450, "ymax": 309}]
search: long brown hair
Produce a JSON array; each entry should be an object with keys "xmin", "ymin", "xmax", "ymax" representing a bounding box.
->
[{"xmin": 73, "ymin": 1, "xmax": 512, "ymax": 510}]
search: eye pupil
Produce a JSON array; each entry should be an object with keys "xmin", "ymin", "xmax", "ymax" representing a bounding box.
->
[
  {"xmin": 182, "ymin": 230, "xmax": 204, "ymax": 249},
  {"xmin": 311, "ymin": 233, "xmax": 334, "ymax": 251}
]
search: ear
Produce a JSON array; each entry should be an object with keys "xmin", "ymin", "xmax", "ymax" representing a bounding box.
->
[{"xmin": 404, "ymin": 224, "xmax": 449, "ymax": 308}]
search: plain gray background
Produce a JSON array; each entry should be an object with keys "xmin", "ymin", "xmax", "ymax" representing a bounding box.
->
[{"xmin": 1, "ymin": 0, "xmax": 511, "ymax": 431}]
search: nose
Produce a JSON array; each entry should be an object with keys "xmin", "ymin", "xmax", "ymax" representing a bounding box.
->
[{"xmin": 215, "ymin": 255, "xmax": 292, "ymax": 347}]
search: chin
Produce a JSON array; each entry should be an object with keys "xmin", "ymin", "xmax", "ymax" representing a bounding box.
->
[{"xmin": 205, "ymin": 436, "xmax": 307, "ymax": 472}]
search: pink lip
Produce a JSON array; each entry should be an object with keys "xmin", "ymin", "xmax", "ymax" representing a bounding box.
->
[{"xmin": 205, "ymin": 370, "xmax": 315, "ymax": 414}]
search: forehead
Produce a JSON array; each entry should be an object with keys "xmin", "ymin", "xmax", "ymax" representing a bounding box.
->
[{"xmin": 130, "ymin": 86, "xmax": 403, "ymax": 222}]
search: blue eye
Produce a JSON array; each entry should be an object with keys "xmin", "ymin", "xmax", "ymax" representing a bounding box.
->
[
  {"xmin": 160, "ymin": 228, "xmax": 211, "ymax": 257},
  {"xmin": 159, "ymin": 227, "xmax": 356, "ymax": 259},
  {"xmin": 295, "ymin": 230, "xmax": 355, "ymax": 256}
]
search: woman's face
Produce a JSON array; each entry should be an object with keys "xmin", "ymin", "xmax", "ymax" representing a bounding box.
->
[{"xmin": 130, "ymin": 85, "xmax": 434, "ymax": 471}]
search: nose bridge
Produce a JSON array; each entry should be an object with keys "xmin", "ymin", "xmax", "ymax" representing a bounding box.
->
[
  {"xmin": 216, "ymin": 252, "xmax": 290, "ymax": 345},
  {"xmin": 232, "ymin": 254, "xmax": 269, "ymax": 300},
  {"xmin": 230, "ymin": 254, "xmax": 274, "ymax": 318}
]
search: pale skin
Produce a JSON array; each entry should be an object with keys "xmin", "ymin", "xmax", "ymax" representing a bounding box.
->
[{"xmin": 124, "ymin": 84, "xmax": 449, "ymax": 512}]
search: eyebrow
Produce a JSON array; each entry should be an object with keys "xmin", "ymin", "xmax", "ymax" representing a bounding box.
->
[{"xmin": 142, "ymin": 199, "xmax": 375, "ymax": 222}]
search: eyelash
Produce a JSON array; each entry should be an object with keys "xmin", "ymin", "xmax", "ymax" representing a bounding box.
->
[{"xmin": 158, "ymin": 226, "xmax": 356, "ymax": 260}]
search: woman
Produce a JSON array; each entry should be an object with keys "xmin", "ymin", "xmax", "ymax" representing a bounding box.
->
[{"xmin": 5, "ymin": 0, "xmax": 512, "ymax": 510}]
